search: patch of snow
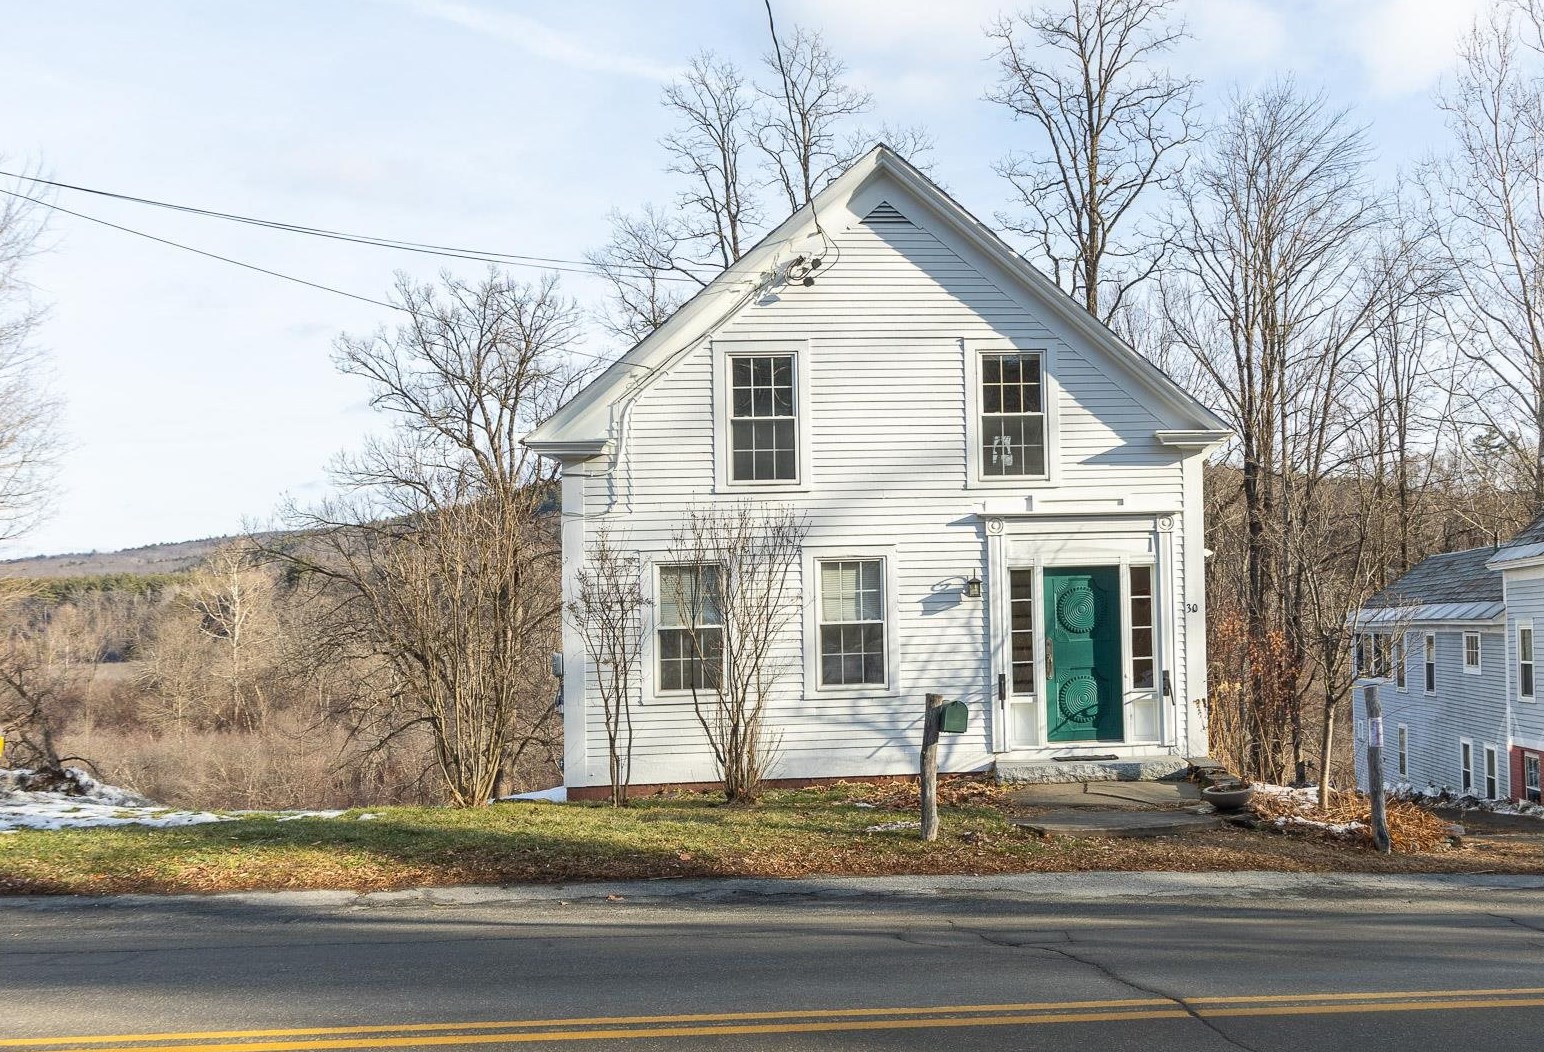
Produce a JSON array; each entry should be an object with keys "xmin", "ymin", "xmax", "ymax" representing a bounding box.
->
[
  {"xmin": 499, "ymin": 786, "xmax": 567, "ymax": 803},
  {"xmin": 852, "ymin": 802, "xmax": 877, "ymax": 809},
  {"xmin": 864, "ymin": 821, "xmax": 921, "ymax": 833},
  {"xmin": 274, "ymin": 810, "xmax": 347, "ymax": 822},
  {"xmin": 1272, "ymin": 816, "xmax": 1368, "ymax": 837},
  {"xmin": 1389, "ymin": 782, "xmax": 1544, "ymax": 820},
  {"xmin": 357, "ymin": 813, "xmax": 380, "ymax": 821}
]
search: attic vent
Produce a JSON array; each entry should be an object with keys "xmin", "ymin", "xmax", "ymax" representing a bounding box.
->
[{"xmin": 862, "ymin": 201, "xmax": 913, "ymax": 226}]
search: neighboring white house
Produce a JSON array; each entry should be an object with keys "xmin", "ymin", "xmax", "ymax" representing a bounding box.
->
[
  {"xmin": 524, "ymin": 146, "xmax": 1230, "ymax": 798},
  {"xmin": 1353, "ymin": 514, "xmax": 1544, "ymax": 804}
]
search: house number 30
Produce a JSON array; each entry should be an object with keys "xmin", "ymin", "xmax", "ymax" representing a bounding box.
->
[{"xmin": 1187, "ymin": 603, "xmax": 1200, "ymax": 613}]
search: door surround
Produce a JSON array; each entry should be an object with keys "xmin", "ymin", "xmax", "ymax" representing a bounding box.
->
[{"xmin": 983, "ymin": 512, "xmax": 1176, "ymax": 755}]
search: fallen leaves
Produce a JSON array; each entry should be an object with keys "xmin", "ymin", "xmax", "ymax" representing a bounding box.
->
[{"xmin": 1250, "ymin": 788, "xmax": 1451, "ymax": 852}]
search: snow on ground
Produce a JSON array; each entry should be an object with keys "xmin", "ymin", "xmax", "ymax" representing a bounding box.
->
[
  {"xmin": 1392, "ymin": 781, "xmax": 1544, "ymax": 820},
  {"xmin": 0, "ymin": 768, "xmax": 389, "ymax": 831},
  {"xmin": 499, "ymin": 786, "xmax": 567, "ymax": 803}
]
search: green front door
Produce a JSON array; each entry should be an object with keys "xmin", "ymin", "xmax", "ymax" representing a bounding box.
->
[{"xmin": 1044, "ymin": 567, "xmax": 1123, "ymax": 743}]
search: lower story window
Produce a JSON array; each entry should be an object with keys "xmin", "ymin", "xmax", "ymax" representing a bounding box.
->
[
  {"xmin": 819, "ymin": 559, "xmax": 886, "ymax": 686},
  {"xmin": 1485, "ymin": 745, "xmax": 1499, "ymax": 799},
  {"xmin": 1129, "ymin": 565, "xmax": 1155, "ymax": 690},
  {"xmin": 1461, "ymin": 742, "xmax": 1473, "ymax": 793},
  {"xmin": 1526, "ymin": 753, "xmax": 1542, "ymax": 804},
  {"xmin": 1397, "ymin": 725, "xmax": 1408, "ymax": 778},
  {"xmin": 658, "ymin": 564, "xmax": 723, "ymax": 691},
  {"xmin": 1009, "ymin": 569, "xmax": 1035, "ymax": 694}
]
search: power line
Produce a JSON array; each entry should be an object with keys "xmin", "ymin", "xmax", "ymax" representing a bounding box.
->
[
  {"xmin": 0, "ymin": 185, "xmax": 653, "ymax": 372},
  {"xmin": 0, "ymin": 169, "xmax": 716, "ymax": 283}
]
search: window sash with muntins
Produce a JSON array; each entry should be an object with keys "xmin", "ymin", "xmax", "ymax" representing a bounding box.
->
[
  {"xmin": 1463, "ymin": 631, "xmax": 1481, "ymax": 672},
  {"xmin": 1521, "ymin": 627, "xmax": 1535, "ymax": 699},
  {"xmin": 1424, "ymin": 634, "xmax": 1436, "ymax": 694},
  {"xmin": 1461, "ymin": 741, "xmax": 1473, "ymax": 793},
  {"xmin": 1526, "ymin": 754, "xmax": 1541, "ymax": 804},
  {"xmin": 1394, "ymin": 635, "xmax": 1406, "ymax": 691},
  {"xmin": 818, "ymin": 559, "xmax": 885, "ymax": 687},
  {"xmin": 1009, "ymin": 569, "xmax": 1035, "ymax": 695},
  {"xmin": 1397, "ymin": 725, "xmax": 1408, "ymax": 778},
  {"xmin": 729, "ymin": 354, "xmax": 797, "ymax": 482},
  {"xmin": 1129, "ymin": 565, "xmax": 1155, "ymax": 691},
  {"xmin": 657, "ymin": 564, "xmax": 724, "ymax": 692},
  {"xmin": 980, "ymin": 352, "xmax": 1046, "ymax": 478},
  {"xmin": 1485, "ymin": 746, "xmax": 1499, "ymax": 799}
]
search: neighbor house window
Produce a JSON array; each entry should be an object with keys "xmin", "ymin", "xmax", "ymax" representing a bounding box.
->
[
  {"xmin": 980, "ymin": 352, "xmax": 1046, "ymax": 477},
  {"xmin": 1463, "ymin": 631, "xmax": 1481, "ymax": 674},
  {"xmin": 1397, "ymin": 725, "xmax": 1408, "ymax": 778},
  {"xmin": 818, "ymin": 559, "xmax": 885, "ymax": 686},
  {"xmin": 1394, "ymin": 635, "xmax": 1406, "ymax": 691},
  {"xmin": 1521, "ymin": 626, "xmax": 1535, "ymax": 700},
  {"xmin": 1461, "ymin": 741, "xmax": 1473, "ymax": 793},
  {"xmin": 1129, "ymin": 565, "xmax": 1155, "ymax": 691},
  {"xmin": 1424, "ymin": 633, "xmax": 1436, "ymax": 694},
  {"xmin": 1526, "ymin": 753, "xmax": 1541, "ymax": 804},
  {"xmin": 1009, "ymin": 569, "xmax": 1036, "ymax": 695},
  {"xmin": 1485, "ymin": 745, "xmax": 1499, "ymax": 799},
  {"xmin": 729, "ymin": 354, "xmax": 797, "ymax": 482},
  {"xmin": 657, "ymin": 564, "xmax": 723, "ymax": 691}
]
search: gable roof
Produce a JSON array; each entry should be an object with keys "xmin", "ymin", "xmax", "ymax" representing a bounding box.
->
[
  {"xmin": 524, "ymin": 145, "xmax": 1229, "ymax": 453},
  {"xmin": 1360, "ymin": 547, "xmax": 1505, "ymax": 625},
  {"xmin": 1487, "ymin": 510, "xmax": 1544, "ymax": 570}
]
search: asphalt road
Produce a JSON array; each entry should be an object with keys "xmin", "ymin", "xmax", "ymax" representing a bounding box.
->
[{"xmin": 5, "ymin": 873, "xmax": 1544, "ymax": 1051}]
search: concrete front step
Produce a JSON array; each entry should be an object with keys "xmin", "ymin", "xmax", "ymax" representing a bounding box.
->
[{"xmin": 995, "ymin": 755, "xmax": 1202, "ymax": 785}]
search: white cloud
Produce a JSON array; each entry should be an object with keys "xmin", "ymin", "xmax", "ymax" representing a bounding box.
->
[
  {"xmin": 396, "ymin": 0, "xmax": 680, "ymax": 81},
  {"xmin": 1178, "ymin": 0, "xmax": 1291, "ymax": 78},
  {"xmin": 1340, "ymin": 0, "xmax": 1488, "ymax": 97}
]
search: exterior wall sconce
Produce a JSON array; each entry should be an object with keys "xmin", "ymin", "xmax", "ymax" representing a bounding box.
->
[{"xmin": 964, "ymin": 575, "xmax": 983, "ymax": 599}]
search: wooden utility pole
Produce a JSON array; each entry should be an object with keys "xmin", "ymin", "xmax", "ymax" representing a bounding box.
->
[
  {"xmin": 1364, "ymin": 686, "xmax": 1391, "ymax": 853},
  {"xmin": 920, "ymin": 693, "xmax": 944, "ymax": 841}
]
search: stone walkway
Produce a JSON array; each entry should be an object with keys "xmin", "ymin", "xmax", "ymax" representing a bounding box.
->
[{"xmin": 1005, "ymin": 779, "xmax": 1225, "ymax": 837}]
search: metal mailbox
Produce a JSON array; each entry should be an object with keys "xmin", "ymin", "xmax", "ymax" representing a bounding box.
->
[{"xmin": 938, "ymin": 699, "xmax": 969, "ymax": 734}]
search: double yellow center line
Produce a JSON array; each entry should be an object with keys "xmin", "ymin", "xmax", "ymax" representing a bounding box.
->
[{"xmin": 10, "ymin": 987, "xmax": 1544, "ymax": 1049}]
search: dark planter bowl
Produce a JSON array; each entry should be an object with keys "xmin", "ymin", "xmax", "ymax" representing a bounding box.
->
[{"xmin": 1202, "ymin": 783, "xmax": 1254, "ymax": 813}]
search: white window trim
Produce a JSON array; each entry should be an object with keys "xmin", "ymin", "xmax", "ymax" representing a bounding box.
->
[
  {"xmin": 1484, "ymin": 743, "xmax": 1499, "ymax": 800},
  {"xmin": 1396, "ymin": 723, "xmax": 1408, "ymax": 778},
  {"xmin": 1460, "ymin": 738, "xmax": 1474, "ymax": 793},
  {"xmin": 964, "ymin": 341, "xmax": 1061, "ymax": 489},
  {"xmin": 1423, "ymin": 632, "xmax": 1436, "ymax": 696},
  {"xmin": 1519, "ymin": 620, "xmax": 1535, "ymax": 702},
  {"xmin": 1394, "ymin": 633, "xmax": 1407, "ymax": 692},
  {"xmin": 802, "ymin": 545, "xmax": 901, "ymax": 697},
  {"xmin": 712, "ymin": 338, "xmax": 811, "ymax": 493},
  {"xmin": 641, "ymin": 556, "xmax": 726, "ymax": 704},
  {"xmin": 1462, "ymin": 631, "xmax": 1482, "ymax": 675},
  {"xmin": 1123, "ymin": 559, "xmax": 1161, "ymax": 702}
]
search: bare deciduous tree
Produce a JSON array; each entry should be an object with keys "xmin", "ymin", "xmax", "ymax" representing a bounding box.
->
[
  {"xmin": 987, "ymin": 0, "xmax": 1196, "ymax": 321},
  {"xmin": 664, "ymin": 53, "xmax": 762, "ymax": 269},
  {"xmin": 1163, "ymin": 82, "xmax": 1378, "ymax": 783},
  {"xmin": 1429, "ymin": 2, "xmax": 1544, "ymax": 512},
  {"xmin": 0, "ymin": 166, "xmax": 61, "ymax": 543},
  {"xmin": 270, "ymin": 270, "xmax": 583, "ymax": 807},
  {"xmin": 568, "ymin": 530, "xmax": 648, "ymax": 807},
  {"xmin": 668, "ymin": 504, "xmax": 806, "ymax": 803}
]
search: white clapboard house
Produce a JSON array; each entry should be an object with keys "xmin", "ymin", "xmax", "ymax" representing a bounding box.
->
[{"xmin": 524, "ymin": 146, "xmax": 1229, "ymax": 798}]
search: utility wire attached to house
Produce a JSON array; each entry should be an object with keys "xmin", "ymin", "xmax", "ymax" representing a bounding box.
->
[
  {"xmin": 0, "ymin": 184, "xmax": 656, "ymax": 372},
  {"xmin": 0, "ymin": 169, "xmax": 716, "ymax": 282}
]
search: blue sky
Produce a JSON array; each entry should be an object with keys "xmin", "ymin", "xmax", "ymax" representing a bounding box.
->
[{"xmin": 0, "ymin": 0, "xmax": 1487, "ymax": 556}]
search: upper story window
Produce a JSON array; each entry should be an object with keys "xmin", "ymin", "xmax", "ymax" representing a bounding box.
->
[
  {"xmin": 1463, "ymin": 631, "xmax": 1481, "ymax": 675},
  {"xmin": 1521, "ymin": 625, "xmax": 1535, "ymax": 699},
  {"xmin": 729, "ymin": 354, "xmax": 797, "ymax": 482},
  {"xmin": 1424, "ymin": 633, "xmax": 1436, "ymax": 694},
  {"xmin": 1394, "ymin": 634, "xmax": 1406, "ymax": 691},
  {"xmin": 657, "ymin": 564, "xmax": 723, "ymax": 692},
  {"xmin": 980, "ymin": 352, "xmax": 1046, "ymax": 478}
]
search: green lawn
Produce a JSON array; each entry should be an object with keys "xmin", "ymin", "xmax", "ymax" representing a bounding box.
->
[
  {"xmin": 5, "ymin": 782, "xmax": 1538, "ymax": 895},
  {"xmin": 0, "ymin": 785, "xmax": 1050, "ymax": 895}
]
